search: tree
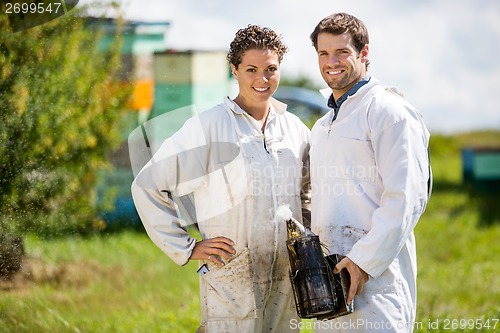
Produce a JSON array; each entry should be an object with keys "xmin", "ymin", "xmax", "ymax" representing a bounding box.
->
[{"xmin": 0, "ymin": 2, "xmax": 130, "ymax": 254}]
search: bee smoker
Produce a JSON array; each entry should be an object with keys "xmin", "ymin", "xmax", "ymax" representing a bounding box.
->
[
  {"xmin": 286, "ymin": 217, "xmax": 354, "ymax": 320},
  {"xmin": 322, "ymin": 253, "xmax": 354, "ymax": 319}
]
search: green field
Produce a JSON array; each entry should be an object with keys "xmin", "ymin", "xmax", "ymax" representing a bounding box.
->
[{"xmin": 1, "ymin": 131, "xmax": 499, "ymax": 333}]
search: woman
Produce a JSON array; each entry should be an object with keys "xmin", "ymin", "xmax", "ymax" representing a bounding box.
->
[{"xmin": 131, "ymin": 25, "xmax": 310, "ymax": 332}]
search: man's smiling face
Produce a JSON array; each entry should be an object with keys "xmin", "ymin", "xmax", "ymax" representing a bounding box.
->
[{"xmin": 317, "ymin": 32, "xmax": 369, "ymax": 99}]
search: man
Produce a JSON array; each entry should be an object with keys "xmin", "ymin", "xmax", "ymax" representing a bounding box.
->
[{"xmin": 309, "ymin": 13, "xmax": 431, "ymax": 332}]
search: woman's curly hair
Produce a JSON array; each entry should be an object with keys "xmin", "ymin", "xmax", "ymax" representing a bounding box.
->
[{"xmin": 227, "ymin": 25, "xmax": 288, "ymax": 68}]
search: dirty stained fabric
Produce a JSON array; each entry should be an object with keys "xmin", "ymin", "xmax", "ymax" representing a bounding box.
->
[
  {"xmin": 310, "ymin": 78, "xmax": 431, "ymax": 332},
  {"xmin": 132, "ymin": 96, "xmax": 311, "ymax": 332}
]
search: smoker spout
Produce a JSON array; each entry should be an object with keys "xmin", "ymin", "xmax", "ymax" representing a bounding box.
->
[
  {"xmin": 276, "ymin": 204, "xmax": 314, "ymax": 240},
  {"xmin": 286, "ymin": 218, "xmax": 314, "ymax": 239}
]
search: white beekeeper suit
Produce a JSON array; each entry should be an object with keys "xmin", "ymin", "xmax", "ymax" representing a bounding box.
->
[
  {"xmin": 131, "ymin": 97, "xmax": 310, "ymax": 332},
  {"xmin": 310, "ymin": 78, "xmax": 431, "ymax": 332}
]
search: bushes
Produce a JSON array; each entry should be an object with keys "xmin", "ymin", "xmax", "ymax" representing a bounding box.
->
[
  {"xmin": 0, "ymin": 6, "xmax": 130, "ymax": 238},
  {"xmin": 0, "ymin": 232, "xmax": 24, "ymax": 279}
]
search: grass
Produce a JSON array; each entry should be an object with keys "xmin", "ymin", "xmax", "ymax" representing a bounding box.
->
[
  {"xmin": 1, "ymin": 232, "xmax": 202, "ymax": 333},
  {"xmin": 412, "ymin": 131, "xmax": 500, "ymax": 332},
  {"xmin": 1, "ymin": 131, "xmax": 500, "ymax": 333}
]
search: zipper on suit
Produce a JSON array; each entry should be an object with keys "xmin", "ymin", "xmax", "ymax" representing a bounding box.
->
[
  {"xmin": 327, "ymin": 108, "xmax": 338, "ymax": 138},
  {"xmin": 263, "ymin": 133, "xmax": 270, "ymax": 154},
  {"xmin": 262, "ymin": 124, "xmax": 278, "ymax": 308}
]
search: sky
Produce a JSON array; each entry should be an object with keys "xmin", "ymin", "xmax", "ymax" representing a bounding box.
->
[{"xmin": 81, "ymin": 0, "xmax": 500, "ymax": 133}]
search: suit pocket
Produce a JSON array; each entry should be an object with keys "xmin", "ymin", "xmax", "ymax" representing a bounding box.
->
[
  {"xmin": 363, "ymin": 258, "xmax": 401, "ymax": 294},
  {"xmin": 202, "ymin": 248, "xmax": 257, "ymax": 320},
  {"xmin": 335, "ymin": 137, "xmax": 377, "ymax": 182}
]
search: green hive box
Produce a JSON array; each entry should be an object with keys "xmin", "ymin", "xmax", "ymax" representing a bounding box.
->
[
  {"xmin": 462, "ymin": 148, "xmax": 500, "ymax": 192},
  {"xmin": 150, "ymin": 51, "xmax": 230, "ymax": 119}
]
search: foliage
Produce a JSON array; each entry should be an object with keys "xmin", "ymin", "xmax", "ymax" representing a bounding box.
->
[
  {"xmin": 0, "ymin": 233, "xmax": 23, "ymax": 279},
  {"xmin": 280, "ymin": 74, "xmax": 323, "ymax": 91},
  {"xmin": 0, "ymin": 5, "xmax": 131, "ymax": 237}
]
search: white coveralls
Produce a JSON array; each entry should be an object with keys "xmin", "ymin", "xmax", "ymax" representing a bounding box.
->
[
  {"xmin": 310, "ymin": 78, "xmax": 431, "ymax": 332},
  {"xmin": 132, "ymin": 97, "xmax": 310, "ymax": 333}
]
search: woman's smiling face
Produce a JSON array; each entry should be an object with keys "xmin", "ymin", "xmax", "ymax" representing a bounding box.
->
[{"xmin": 231, "ymin": 48, "xmax": 280, "ymax": 107}]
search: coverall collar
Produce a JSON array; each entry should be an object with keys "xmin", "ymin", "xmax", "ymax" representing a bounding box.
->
[
  {"xmin": 328, "ymin": 76, "xmax": 371, "ymax": 110},
  {"xmin": 224, "ymin": 96, "xmax": 287, "ymax": 116},
  {"xmin": 327, "ymin": 76, "xmax": 371, "ymax": 122}
]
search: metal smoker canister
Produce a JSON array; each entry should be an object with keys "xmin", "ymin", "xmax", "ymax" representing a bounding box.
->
[
  {"xmin": 323, "ymin": 253, "xmax": 354, "ymax": 320},
  {"xmin": 286, "ymin": 218, "xmax": 353, "ymax": 320},
  {"xmin": 286, "ymin": 219, "xmax": 337, "ymax": 318}
]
